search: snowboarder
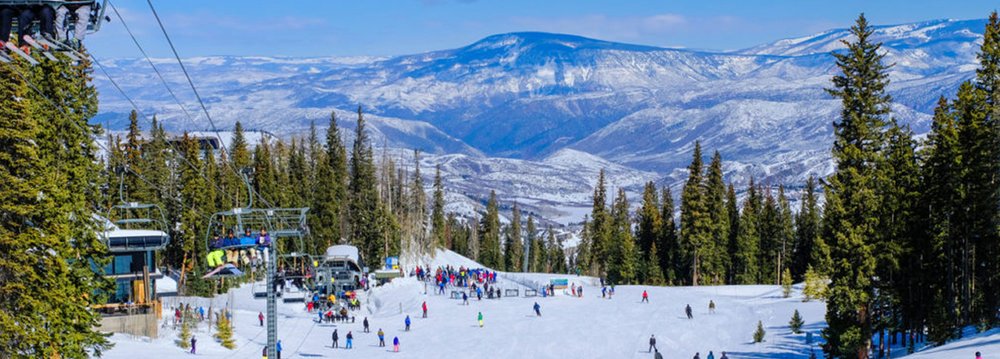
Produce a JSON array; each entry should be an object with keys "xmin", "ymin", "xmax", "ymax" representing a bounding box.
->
[
  {"xmin": 378, "ymin": 329, "xmax": 385, "ymax": 347},
  {"xmin": 649, "ymin": 334, "xmax": 657, "ymax": 352},
  {"xmin": 422, "ymin": 301, "xmax": 428, "ymax": 318},
  {"xmin": 462, "ymin": 291, "xmax": 469, "ymax": 305},
  {"xmin": 709, "ymin": 300, "xmax": 716, "ymax": 314},
  {"xmin": 262, "ymin": 345, "xmax": 268, "ymax": 359},
  {"xmin": 276, "ymin": 340, "xmax": 283, "ymax": 359},
  {"xmin": 405, "ymin": 315, "xmax": 411, "ymax": 331},
  {"xmin": 259, "ymin": 311, "xmax": 265, "ymax": 326},
  {"xmin": 331, "ymin": 329, "xmax": 339, "ymax": 348},
  {"xmin": 533, "ymin": 302, "xmax": 541, "ymax": 316},
  {"xmin": 685, "ymin": 304, "xmax": 693, "ymax": 319},
  {"xmin": 190, "ymin": 336, "xmax": 197, "ymax": 354},
  {"xmin": 363, "ymin": 317, "xmax": 370, "ymax": 333},
  {"xmin": 345, "ymin": 331, "xmax": 353, "ymax": 349},
  {"xmin": 654, "ymin": 349, "xmax": 664, "ymax": 359},
  {"xmin": 393, "ymin": 336, "xmax": 400, "ymax": 352},
  {"xmin": 707, "ymin": 351, "xmax": 715, "ymax": 359},
  {"xmin": 478, "ymin": 311, "xmax": 484, "ymax": 327},
  {"xmin": 642, "ymin": 290, "xmax": 649, "ymax": 303}
]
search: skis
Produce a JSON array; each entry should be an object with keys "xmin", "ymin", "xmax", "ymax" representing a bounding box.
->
[
  {"xmin": 2, "ymin": 41, "xmax": 38, "ymax": 65},
  {"xmin": 37, "ymin": 36, "xmax": 82, "ymax": 62},
  {"xmin": 0, "ymin": 51, "xmax": 10, "ymax": 63},
  {"xmin": 21, "ymin": 36, "xmax": 57, "ymax": 62},
  {"xmin": 41, "ymin": 35, "xmax": 86, "ymax": 62}
]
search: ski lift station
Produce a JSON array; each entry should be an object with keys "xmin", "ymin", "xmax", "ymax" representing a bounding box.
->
[
  {"xmin": 94, "ymin": 202, "xmax": 171, "ymax": 338},
  {"xmin": 315, "ymin": 245, "xmax": 364, "ymax": 295}
]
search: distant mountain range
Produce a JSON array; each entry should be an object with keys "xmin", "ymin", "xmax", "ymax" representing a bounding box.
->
[{"xmin": 92, "ymin": 18, "xmax": 987, "ymax": 226}]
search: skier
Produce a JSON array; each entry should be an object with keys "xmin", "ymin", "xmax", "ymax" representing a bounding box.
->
[
  {"xmin": 363, "ymin": 317, "xmax": 370, "ymax": 333},
  {"xmin": 654, "ymin": 349, "xmax": 664, "ymax": 359},
  {"xmin": 262, "ymin": 345, "xmax": 268, "ymax": 359},
  {"xmin": 259, "ymin": 311, "xmax": 265, "ymax": 326},
  {"xmin": 533, "ymin": 302, "xmax": 541, "ymax": 316},
  {"xmin": 720, "ymin": 352, "xmax": 730, "ymax": 359},
  {"xmin": 422, "ymin": 301, "xmax": 428, "ymax": 318},
  {"xmin": 378, "ymin": 328, "xmax": 385, "ymax": 347},
  {"xmin": 190, "ymin": 336, "xmax": 197, "ymax": 354},
  {"xmin": 693, "ymin": 352, "xmax": 701, "ymax": 359},
  {"xmin": 649, "ymin": 334, "xmax": 657, "ymax": 352},
  {"xmin": 707, "ymin": 351, "xmax": 715, "ymax": 359},
  {"xmin": 578, "ymin": 286, "xmax": 583, "ymax": 297},
  {"xmin": 476, "ymin": 287, "xmax": 482, "ymax": 301},
  {"xmin": 642, "ymin": 290, "xmax": 649, "ymax": 303},
  {"xmin": 393, "ymin": 336, "xmax": 400, "ymax": 352},
  {"xmin": 975, "ymin": 352, "xmax": 982, "ymax": 359},
  {"xmin": 685, "ymin": 304, "xmax": 693, "ymax": 319},
  {"xmin": 405, "ymin": 315, "xmax": 411, "ymax": 331},
  {"xmin": 276, "ymin": 340, "xmax": 283, "ymax": 359},
  {"xmin": 478, "ymin": 311, "xmax": 484, "ymax": 327},
  {"xmin": 709, "ymin": 300, "xmax": 716, "ymax": 314},
  {"xmin": 331, "ymin": 329, "xmax": 338, "ymax": 348},
  {"xmin": 345, "ymin": 331, "xmax": 353, "ymax": 349},
  {"xmin": 602, "ymin": 286, "xmax": 607, "ymax": 298},
  {"xmin": 462, "ymin": 291, "xmax": 469, "ymax": 305}
]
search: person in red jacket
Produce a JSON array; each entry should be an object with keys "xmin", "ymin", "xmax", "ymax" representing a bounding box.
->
[
  {"xmin": 259, "ymin": 311, "xmax": 265, "ymax": 326},
  {"xmin": 422, "ymin": 301, "xmax": 428, "ymax": 318},
  {"xmin": 642, "ymin": 290, "xmax": 649, "ymax": 303}
]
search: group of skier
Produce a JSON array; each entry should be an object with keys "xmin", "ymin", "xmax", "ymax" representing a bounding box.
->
[
  {"xmin": 649, "ymin": 336, "xmax": 728, "ymax": 359},
  {"xmin": 0, "ymin": 1, "xmax": 92, "ymax": 56}
]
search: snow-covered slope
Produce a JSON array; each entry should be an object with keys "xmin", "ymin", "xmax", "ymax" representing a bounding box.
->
[{"xmin": 104, "ymin": 250, "xmax": 997, "ymax": 358}]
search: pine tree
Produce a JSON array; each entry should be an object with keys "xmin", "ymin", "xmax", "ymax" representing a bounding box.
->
[
  {"xmin": 528, "ymin": 215, "xmax": 545, "ymax": 272},
  {"xmin": 792, "ymin": 177, "xmax": 822, "ymax": 280},
  {"xmin": 753, "ymin": 320, "xmax": 767, "ymax": 343},
  {"xmin": 759, "ymin": 187, "xmax": 780, "ymax": 284},
  {"xmin": 607, "ymin": 188, "xmax": 637, "ymax": 284},
  {"xmin": 504, "ymin": 203, "xmax": 524, "ymax": 272},
  {"xmin": 645, "ymin": 242, "xmax": 666, "ymax": 285},
  {"xmin": 177, "ymin": 133, "xmax": 213, "ymax": 296},
  {"xmin": 803, "ymin": 266, "xmax": 829, "ymax": 302},
  {"xmin": 921, "ymin": 96, "xmax": 963, "ymax": 343},
  {"xmin": 479, "ymin": 191, "xmax": 503, "ymax": 269},
  {"xmin": 0, "ymin": 59, "xmax": 113, "ymax": 356},
  {"xmin": 431, "ymin": 165, "xmax": 447, "ymax": 248},
  {"xmin": 782, "ymin": 268, "xmax": 793, "ymax": 298},
  {"xmin": 589, "ymin": 169, "xmax": 611, "ymax": 277},
  {"xmin": 123, "ymin": 110, "xmax": 152, "ymax": 202},
  {"xmin": 680, "ymin": 142, "xmax": 712, "ymax": 285},
  {"xmin": 575, "ymin": 216, "xmax": 591, "ymax": 274},
  {"xmin": 636, "ymin": 182, "xmax": 661, "ymax": 283},
  {"xmin": 178, "ymin": 312, "xmax": 192, "ymax": 349},
  {"xmin": 658, "ymin": 187, "xmax": 680, "ymax": 284},
  {"xmin": 790, "ymin": 310, "xmax": 804, "ymax": 334},
  {"xmin": 704, "ymin": 151, "xmax": 730, "ymax": 285},
  {"xmin": 313, "ymin": 112, "xmax": 349, "ymax": 252},
  {"xmin": 214, "ymin": 311, "xmax": 236, "ymax": 349},
  {"xmin": 725, "ymin": 183, "xmax": 740, "ymax": 284},
  {"xmin": 822, "ymin": 14, "xmax": 891, "ymax": 358},
  {"xmin": 349, "ymin": 107, "xmax": 396, "ymax": 265},
  {"xmin": 734, "ymin": 180, "xmax": 761, "ymax": 284},
  {"xmin": 775, "ymin": 186, "xmax": 795, "ymax": 285},
  {"xmin": 547, "ymin": 227, "xmax": 567, "ymax": 274},
  {"xmin": 880, "ymin": 120, "xmax": 921, "ymax": 343},
  {"xmin": 973, "ymin": 12, "xmax": 1000, "ymax": 326}
]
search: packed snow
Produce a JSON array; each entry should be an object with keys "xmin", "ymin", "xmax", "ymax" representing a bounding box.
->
[{"xmin": 103, "ymin": 250, "xmax": 998, "ymax": 358}]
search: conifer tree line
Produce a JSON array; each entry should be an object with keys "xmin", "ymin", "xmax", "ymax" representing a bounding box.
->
[
  {"xmin": 576, "ymin": 151, "xmax": 816, "ymax": 288},
  {"xmin": 0, "ymin": 57, "xmax": 114, "ymax": 355}
]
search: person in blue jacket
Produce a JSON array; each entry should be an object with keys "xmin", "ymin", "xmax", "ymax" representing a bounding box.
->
[
  {"xmin": 405, "ymin": 315, "xmax": 411, "ymax": 331},
  {"xmin": 345, "ymin": 331, "xmax": 353, "ymax": 349},
  {"xmin": 533, "ymin": 302, "xmax": 541, "ymax": 316},
  {"xmin": 276, "ymin": 340, "xmax": 283, "ymax": 359}
]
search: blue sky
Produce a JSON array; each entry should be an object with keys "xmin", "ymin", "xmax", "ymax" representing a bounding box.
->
[{"xmin": 88, "ymin": 0, "xmax": 997, "ymax": 58}]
